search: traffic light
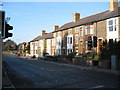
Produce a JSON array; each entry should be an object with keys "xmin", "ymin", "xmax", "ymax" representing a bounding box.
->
[
  {"xmin": 0, "ymin": 11, "xmax": 5, "ymax": 38},
  {"xmin": 92, "ymin": 36, "xmax": 97, "ymax": 47},
  {"xmin": 0, "ymin": 11, "xmax": 13, "ymax": 39},
  {"xmin": 88, "ymin": 36, "xmax": 92, "ymax": 50},
  {"xmin": 5, "ymin": 23, "xmax": 13, "ymax": 38}
]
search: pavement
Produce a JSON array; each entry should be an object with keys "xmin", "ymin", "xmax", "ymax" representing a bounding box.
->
[{"xmin": 2, "ymin": 67, "xmax": 15, "ymax": 89}]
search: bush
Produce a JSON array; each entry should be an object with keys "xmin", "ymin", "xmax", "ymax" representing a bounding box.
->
[
  {"xmin": 94, "ymin": 56, "xmax": 100, "ymax": 61},
  {"xmin": 87, "ymin": 56, "xmax": 92, "ymax": 60},
  {"xmin": 100, "ymin": 41, "xmax": 120, "ymax": 60},
  {"xmin": 67, "ymin": 52, "xmax": 77, "ymax": 60}
]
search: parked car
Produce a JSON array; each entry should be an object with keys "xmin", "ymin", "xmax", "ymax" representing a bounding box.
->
[
  {"xmin": 45, "ymin": 55, "xmax": 57, "ymax": 61},
  {"xmin": 38, "ymin": 55, "xmax": 45, "ymax": 60},
  {"xmin": 16, "ymin": 53, "xmax": 20, "ymax": 56},
  {"xmin": 31, "ymin": 55, "xmax": 36, "ymax": 58}
]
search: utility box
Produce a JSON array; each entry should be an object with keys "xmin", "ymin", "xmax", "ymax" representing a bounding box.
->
[{"xmin": 111, "ymin": 55, "xmax": 117, "ymax": 70}]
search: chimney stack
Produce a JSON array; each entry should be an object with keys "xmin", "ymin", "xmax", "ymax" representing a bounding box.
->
[
  {"xmin": 73, "ymin": 13, "xmax": 80, "ymax": 22},
  {"xmin": 54, "ymin": 25, "xmax": 59, "ymax": 31},
  {"xmin": 109, "ymin": 0, "xmax": 118, "ymax": 11},
  {"xmin": 41, "ymin": 30, "xmax": 46, "ymax": 36}
]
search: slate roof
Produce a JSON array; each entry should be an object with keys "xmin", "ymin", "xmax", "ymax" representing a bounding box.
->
[
  {"xmin": 54, "ymin": 7, "xmax": 120, "ymax": 32},
  {"xmin": 30, "ymin": 32, "xmax": 53, "ymax": 42},
  {"xmin": 30, "ymin": 7, "xmax": 120, "ymax": 42}
]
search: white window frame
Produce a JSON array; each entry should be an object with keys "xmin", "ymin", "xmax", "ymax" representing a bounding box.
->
[
  {"xmin": 75, "ymin": 35, "xmax": 79, "ymax": 44},
  {"xmin": 107, "ymin": 17, "xmax": 118, "ymax": 42},
  {"xmin": 80, "ymin": 27, "xmax": 83, "ymax": 36},
  {"xmin": 108, "ymin": 19, "xmax": 117, "ymax": 32},
  {"xmin": 75, "ymin": 27, "xmax": 79, "ymax": 33},
  {"xmin": 85, "ymin": 25, "xmax": 93, "ymax": 35},
  {"xmin": 67, "ymin": 35, "xmax": 73, "ymax": 55},
  {"xmin": 108, "ymin": 20, "xmax": 113, "ymax": 31},
  {"xmin": 69, "ymin": 29, "xmax": 73, "ymax": 34}
]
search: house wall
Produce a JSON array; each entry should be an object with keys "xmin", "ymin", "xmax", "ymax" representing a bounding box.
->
[
  {"xmin": 73, "ymin": 27, "xmax": 78, "ymax": 54},
  {"xmin": 93, "ymin": 20, "xmax": 106, "ymax": 55},
  {"xmin": 51, "ymin": 38, "xmax": 55, "ymax": 56},
  {"xmin": 56, "ymin": 31, "xmax": 62, "ymax": 55},
  {"xmin": 62, "ymin": 29, "xmax": 68, "ymax": 55},
  {"xmin": 51, "ymin": 33, "xmax": 56, "ymax": 56},
  {"xmin": 78, "ymin": 26, "xmax": 85, "ymax": 55},
  {"xmin": 30, "ymin": 42, "xmax": 34, "ymax": 56},
  {"xmin": 38, "ymin": 40, "xmax": 41, "ymax": 56},
  {"xmin": 39, "ymin": 39, "xmax": 44, "ymax": 56},
  {"xmin": 107, "ymin": 17, "xmax": 119, "ymax": 41},
  {"xmin": 67, "ymin": 28, "xmax": 74, "ymax": 55},
  {"xmin": 34, "ymin": 41, "xmax": 38, "ymax": 57},
  {"xmin": 46, "ymin": 39, "xmax": 52, "ymax": 55}
]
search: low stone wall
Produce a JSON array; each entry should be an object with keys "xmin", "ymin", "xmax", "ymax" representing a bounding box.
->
[
  {"xmin": 99, "ymin": 60, "xmax": 111, "ymax": 69},
  {"xmin": 44, "ymin": 56, "xmax": 113, "ymax": 70}
]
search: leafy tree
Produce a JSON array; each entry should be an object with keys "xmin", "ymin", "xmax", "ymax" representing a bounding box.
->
[
  {"xmin": 5, "ymin": 45, "xmax": 13, "ymax": 51},
  {"xmin": 100, "ymin": 41, "xmax": 120, "ymax": 60},
  {"xmin": 25, "ymin": 44, "xmax": 30, "ymax": 54},
  {"xmin": 4, "ymin": 39, "xmax": 17, "ymax": 51}
]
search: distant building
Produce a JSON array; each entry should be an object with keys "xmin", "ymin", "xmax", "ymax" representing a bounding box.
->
[{"xmin": 18, "ymin": 42, "xmax": 30, "ymax": 55}]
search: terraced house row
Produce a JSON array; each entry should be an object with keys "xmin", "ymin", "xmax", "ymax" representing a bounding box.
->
[{"xmin": 30, "ymin": 0, "xmax": 120, "ymax": 57}]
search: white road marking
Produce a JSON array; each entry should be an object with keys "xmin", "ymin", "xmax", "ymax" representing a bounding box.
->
[{"xmin": 90, "ymin": 85, "xmax": 105, "ymax": 89}]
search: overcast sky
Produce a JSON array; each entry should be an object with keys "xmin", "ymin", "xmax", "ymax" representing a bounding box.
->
[{"xmin": 3, "ymin": 2, "xmax": 111, "ymax": 44}]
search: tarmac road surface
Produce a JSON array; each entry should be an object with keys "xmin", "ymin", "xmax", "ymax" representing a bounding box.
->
[{"xmin": 3, "ymin": 53, "xmax": 119, "ymax": 88}]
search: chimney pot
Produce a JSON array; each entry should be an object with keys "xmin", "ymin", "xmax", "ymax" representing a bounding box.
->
[
  {"xmin": 73, "ymin": 13, "xmax": 80, "ymax": 22},
  {"xmin": 41, "ymin": 30, "xmax": 46, "ymax": 36},
  {"xmin": 109, "ymin": 0, "xmax": 118, "ymax": 11},
  {"xmin": 54, "ymin": 25, "xmax": 59, "ymax": 31}
]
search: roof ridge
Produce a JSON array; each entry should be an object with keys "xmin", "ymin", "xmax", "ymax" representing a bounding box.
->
[
  {"xmin": 59, "ymin": 10, "xmax": 109, "ymax": 29},
  {"xmin": 79, "ymin": 10, "xmax": 109, "ymax": 20},
  {"xmin": 63, "ymin": 22, "xmax": 73, "ymax": 26}
]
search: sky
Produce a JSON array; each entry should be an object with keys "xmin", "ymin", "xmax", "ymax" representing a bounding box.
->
[{"xmin": 2, "ymin": 1, "xmax": 111, "ymax": 44}]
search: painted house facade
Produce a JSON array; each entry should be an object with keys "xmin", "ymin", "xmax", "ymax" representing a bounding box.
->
[{"xmin": 30, "ymin": 30, "xmax": 53, "ymax": 57}]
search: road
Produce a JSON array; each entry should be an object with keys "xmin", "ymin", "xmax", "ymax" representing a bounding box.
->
[{"xmin": 3, "ymin": 53, "xmax": 119, "ymax": 88}]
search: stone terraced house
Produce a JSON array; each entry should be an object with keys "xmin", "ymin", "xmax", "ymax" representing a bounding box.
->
[{"xmin": 30, "ymin": 0, "xmax": 120, "ymax": 57}]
